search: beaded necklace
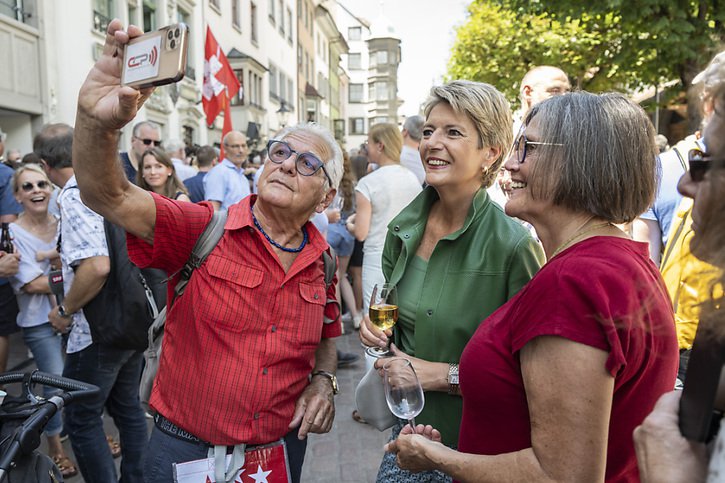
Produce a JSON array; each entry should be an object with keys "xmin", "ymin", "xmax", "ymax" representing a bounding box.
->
[
  {"xmin": 551, "ymin": 219, "xmax": 613, "ymax": 259},
  {"xmin": 250, "ymin": 205, "xmax": 308, "ymax": 253}
]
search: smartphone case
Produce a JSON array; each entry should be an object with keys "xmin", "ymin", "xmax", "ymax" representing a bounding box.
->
[{"xmin": 121, "ymin": 23, "xmax": 189, "ymax": 88}]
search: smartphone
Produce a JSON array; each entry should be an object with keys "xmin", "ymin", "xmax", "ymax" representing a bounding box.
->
[{"xmin": 121, "ymin": 23, "xmax": 189, "ymax": 88}]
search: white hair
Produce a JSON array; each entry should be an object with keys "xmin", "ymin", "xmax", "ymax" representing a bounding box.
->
[{"xmin": 273, "ymin": 123, "xmax": 343, "ymax": 191}]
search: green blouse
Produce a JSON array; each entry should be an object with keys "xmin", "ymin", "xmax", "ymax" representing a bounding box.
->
[{"xmin": 382, "ymin": 186, "xmax": 545, "ymax": 446}]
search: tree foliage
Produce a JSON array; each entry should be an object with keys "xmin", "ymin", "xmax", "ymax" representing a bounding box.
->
[{"xmin": 447, "ymin": 0, "xmax": 725, "ymax": 105}]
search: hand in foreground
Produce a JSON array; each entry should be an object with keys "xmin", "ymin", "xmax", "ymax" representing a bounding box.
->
[
  {"xmin": 373, "ymin": 344, "xmax": 444, "ymax": 392},
  {"xmin": 633, "ymin": 391, "xmax": 707, "ymax": 483},
  {"xmin": 385, "ymin": 424, "xmax": 444, "ymax": 473},
  {"xmin": 77, "ymin": 19, "xmax": 154, "ymax": 131},
  {"xmin": 359, "ymin": 312, "xmax": 391, "ymax": 349},
  {"xmin": 48, "ymin": 306, "xmax": 73, "ymax": 334},
  {"xmin": 0, "ymin": 251, "xmax": 20, "ymax": 278},
  {"xmin": 289, "ymin": 376, "xmax": 335, "ymax": 440}
]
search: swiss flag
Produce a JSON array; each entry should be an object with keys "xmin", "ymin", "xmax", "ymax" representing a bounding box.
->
[{"xmin": 203, "ymin": 27, "xmax": 242, "ymax": 159}]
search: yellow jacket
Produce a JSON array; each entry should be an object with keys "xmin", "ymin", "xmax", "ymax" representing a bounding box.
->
[{"xmin": 661, "ymin": 198, "xmax": 722, "ymax": 349}]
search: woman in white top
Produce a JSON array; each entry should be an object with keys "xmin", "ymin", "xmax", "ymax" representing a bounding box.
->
[
  {"xmin": 9, "ymin": 164, "xmax": 78, "ymax": 478},
  {"xmin": 346, "ymin": 123, "xmax": 422, "ymax": 312}
]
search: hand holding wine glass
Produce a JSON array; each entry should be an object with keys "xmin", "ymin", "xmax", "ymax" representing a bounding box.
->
[
  {"xmin": 368, "ymin": 283, "xmax": 398, "ymax": 357},
  {"xmin": 383, "ymin": 358, "xmax": 425, "ymax": 434}
]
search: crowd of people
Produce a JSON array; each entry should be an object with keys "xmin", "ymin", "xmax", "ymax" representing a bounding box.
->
[{"xmin": 0, "ymin": 17, "xmax": 724, "ymax": 483}]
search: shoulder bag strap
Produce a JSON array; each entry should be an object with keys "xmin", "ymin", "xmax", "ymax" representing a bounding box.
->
[{"xmin": 172, "ymin": 210, "xmax": 228, "ymax": 302}]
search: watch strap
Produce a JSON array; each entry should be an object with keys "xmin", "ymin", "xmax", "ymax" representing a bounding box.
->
[{"xmin": 311, "ymin": 370, "xmax": 338, "ymax": 395}]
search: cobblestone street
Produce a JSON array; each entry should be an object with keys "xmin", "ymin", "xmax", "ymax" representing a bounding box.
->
[{"xmin": 6, "ymin": 319, "xmax": 391, "ymax": 482}]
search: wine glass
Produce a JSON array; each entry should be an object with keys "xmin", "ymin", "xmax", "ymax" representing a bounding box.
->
[
  {"xmin": 383, "ymin": 358, "xmax": 424, "ymax": 434},
  {"xmin": 368, "ymin": 283, "xmax": 398, "ymax": 357}
]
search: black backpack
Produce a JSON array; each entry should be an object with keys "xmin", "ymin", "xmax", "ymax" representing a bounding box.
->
[{"xmin": 83, "ymin": 220, "xmax": 167, "ymax": 351}]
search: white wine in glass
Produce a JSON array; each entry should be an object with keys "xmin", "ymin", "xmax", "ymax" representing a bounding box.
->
[{"xmin": 368, "ymin": 283, "xmax": 398, "ymax": 357}]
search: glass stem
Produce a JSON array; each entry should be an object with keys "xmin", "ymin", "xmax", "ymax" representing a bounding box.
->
[{"xmin": 408, "ymin": 418, "xmax": 416, "ymax": 434}]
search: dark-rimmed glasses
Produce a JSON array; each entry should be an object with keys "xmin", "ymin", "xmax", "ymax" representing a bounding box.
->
[
  {"xmin": 512, "ymin": 132, "xmax": 564, "ymax": 164},
  {"xmin": 266, "ymin": 140, "xmax": 333, "ymax": 187},
  {"xmin": 134, "ymin": 137, "xmax": 162, "ymax": 147},
  {"xmin": 688, "ymin": 149, "xmax": 712, "ymax": 182},
  {"xmin": 21, "ymin": 180, "xmax": 51, "ymax": 192}
]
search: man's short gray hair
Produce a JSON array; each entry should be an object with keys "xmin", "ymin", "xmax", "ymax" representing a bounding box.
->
[
  {"xmin": 524, "ymin": 92, "xmax": 657, "ymax": 224},
  {"xmin": 132, "ymin": 121, "xmax": 161, "ymax": 138},
  {"xmin": 403, "ymin": 115, "xmax": 425, "ymax": 141},
  {"xmin": 273, "ymin": 124, "xmax": 343, "ymax": 191},
  {"xmin": 165, "ymin": 138, "xmax": 185, "ymax": 154},
  {"xmin": 424, "ymin": 80, "xmax": 513, "ymax": 188}
]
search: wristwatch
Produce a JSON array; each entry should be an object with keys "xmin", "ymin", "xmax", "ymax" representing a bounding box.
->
[
  {"xmin": 447, "ymin": 363, "xmax": 460, "ymax": 395},
  {"xmin": 310, "ymin": 370, "xmax": 339, "ymax": 395},
  {"xmin": 58, "ymin": 305, "xmax": 73, "ymax": 319}
]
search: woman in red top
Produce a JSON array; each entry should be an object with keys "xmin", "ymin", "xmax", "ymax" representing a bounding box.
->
[{"xmin": 385, "ymin": 92, "xmax": 679, "ymax": 482}]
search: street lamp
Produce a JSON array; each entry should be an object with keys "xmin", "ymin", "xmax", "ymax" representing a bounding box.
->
[{"xmin": 276, "ymin": 101, "xmax": 291, "ymax": 128}]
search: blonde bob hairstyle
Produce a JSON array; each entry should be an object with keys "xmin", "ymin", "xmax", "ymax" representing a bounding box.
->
[
  {"xmin": 424, "ymin": 80, "xmax": 513, "ymax": 188},
  {"xmin": 368, "ymin": 123, "xmax": 403, "ymax": 164},
  {"xmin": 524, "ymin": 92, "xmax": 658, "ymax": 224}
]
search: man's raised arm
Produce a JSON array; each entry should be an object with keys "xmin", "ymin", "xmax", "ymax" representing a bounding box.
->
[{"xmin": 73, "ymin": 19, "xmax": 156, "ymax": 243}]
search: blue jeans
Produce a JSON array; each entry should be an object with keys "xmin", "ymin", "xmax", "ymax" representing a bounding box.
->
[
  {"xmin": 143, "ymin": 423, "xmax": 307, "ymax": 483},
  {"xmin": 21, "ymin": 323, "xmax": 65, "ymax": 436},
  {"xmin": 63, "ymin": 343, "xmax": 148, "ymax": 483}
]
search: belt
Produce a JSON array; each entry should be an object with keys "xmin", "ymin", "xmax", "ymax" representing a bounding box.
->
[{"xmin": 154, "ymin": 413, "xmax": 212, "ymax": 447}]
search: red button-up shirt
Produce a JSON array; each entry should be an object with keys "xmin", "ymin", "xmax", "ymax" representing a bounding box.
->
[{"xmin": 127, "ymin": 193, "xmax": 340, "ymax": 445}]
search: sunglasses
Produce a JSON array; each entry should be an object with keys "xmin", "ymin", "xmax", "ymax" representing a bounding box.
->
[
  {"xmin": 135, "ymin": 137, "xmax": 163, "ymax": 147},
  {"xmin": 21, "ymin": 180, "xmax": 51, "ymax": 192},
  {"xmin": 688, "ymin": 149, "xmax": 710, "ymax": 182},
  {"xmin": 266, "ymin": 140, "xmax": 333, "ymax": 187}
]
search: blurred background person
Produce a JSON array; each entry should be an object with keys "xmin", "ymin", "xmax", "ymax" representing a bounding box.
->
[
  {"xmin": 9, "ymin": 164, "xmax": 77, "ymax": 478},
  {"xmin": 346, "ymin": 123, "xmax": 421, "ymax": 314},
  {"xmin": 400, "ymin": 115, "xmax": 426, "ymax": 185},
  {"xmin": 386, "ymin": 92, "xmax": 678, "ymax": 482},
  {"xmin": 184, "ymin": 145, "xmax": 218, "ymax": 203},
  {"xmin": 360, "ymin": 81, "xmax": 544, "ymax": 482},
  {"xmin": 137, "ymin": 147, "xmax": 191, "ymax": 201},
  {"xmin": 165, "ymin": 138, "xmax": 197, "ymax": 182}
]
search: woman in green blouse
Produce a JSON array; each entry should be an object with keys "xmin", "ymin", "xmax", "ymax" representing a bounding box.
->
[{"xmin": 360, "ymin": 80, "xmax": 545, "ymax": 482}]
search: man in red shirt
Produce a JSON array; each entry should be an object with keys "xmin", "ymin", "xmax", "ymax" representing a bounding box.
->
[{"xmin": 71, "ymin": 20, "xmax": 344, "ymax": 483}]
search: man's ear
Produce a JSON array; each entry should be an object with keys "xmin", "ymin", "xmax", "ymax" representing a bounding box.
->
[{"xmin": 316, "ymin": 188, "xmax": 337, "ymax": 213}]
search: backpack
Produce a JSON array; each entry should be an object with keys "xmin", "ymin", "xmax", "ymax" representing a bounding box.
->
[
  {"xmin": 139, "ymin": 210, "xmax": 338, "ymax": 412},
  {"xmin": 82, "ymin": 219, "xmax": 167, "ymax": 351}
]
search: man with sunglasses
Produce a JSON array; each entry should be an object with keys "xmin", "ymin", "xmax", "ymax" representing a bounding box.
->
[
  {"xmin": 119, "ymin": 121, "xmax": 162, "ymax": 183},
  {"xmin": 203, "ymin": 130, "xmax": 252, "ymax": 210},
  {"xmin": 635, "ymin": 51, "xmax": 723, "ymax": 384},
  {"xmin": 70, "ymin": 20, "xmax": 345, "ymax": 482}
]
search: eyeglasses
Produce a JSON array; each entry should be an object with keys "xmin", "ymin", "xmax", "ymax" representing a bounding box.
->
[
  {"xmin": 266, "ymin": 140, "xmax": 333, "ymax": 187},
  {"xmin": 688, "ymin": 149, "xmax": 713, "ymax": 182},
  {"xmin": 512, "ymin": 132, "xmax": 564, "ymax": 164},
  {"xmin": 21, "ymin": 180, "xmax": 51, "ymax": 192},
  {"xmin": 135, "ymin": 137, "xmax": 162, "ymax": 147}
]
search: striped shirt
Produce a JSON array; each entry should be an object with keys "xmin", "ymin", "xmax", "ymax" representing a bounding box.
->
[{"xmin": 127, "ymin": 194, "xmax": 340, "ymax": 445}]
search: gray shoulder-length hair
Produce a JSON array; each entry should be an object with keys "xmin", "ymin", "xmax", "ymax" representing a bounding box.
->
[
  {"xmin": 424, "ymin": 80, "xmax": 513, "ymax": 188},
  {"xmin": 273, "ymin": 123, "xmax": 343, "ymax": 191},
  {"xmin": 524, "ymin": 92, "xmax": 658, "ymax": 224}
]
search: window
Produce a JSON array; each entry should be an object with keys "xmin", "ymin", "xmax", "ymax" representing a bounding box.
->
[
  {"xmin": 288, "ymin": 79, "xmax": 294, "ymax": 104},
  {"xmin": 334, "ymin": 119, "xmax": 345, "ymax": 140},
  {"xmin": 287, "ymin": 8, "xmax": 293, "ymax": 43},
  {"xmin": 278, "ymin": 0, "xmax": 284, "ymax": 34},
  {"xmin": 231, "ymin": 69, "xmax": 244, "ymax": 106},
  {"xmin": 142, "ymin": 0, "xmax": 156, "ymax": 32},
  {"xmin": 369, "ymin": 53, "xmax": 377, "ymax": 68},
  {"xmin": 349, "ymin": 84, "xmax": 363, "ymax": 103},
  {"xmin": 349, "ymin": 118, "xmax": 365, "ymax": 135},
  {"xmin": 251, "ymin": 2, "xmax": 258, "ymax": 43},
  {"xmin": 348, "ymin": 26, "xmax": 361, "ymax": 41},
  {"xmin": 268, "ymin": 0, "xmax": 275, "ymax": 24},
  {"xmin": 306, "ymin": 98, "xmax": 317, "ymax": 123},
  {"xmin": 93, "ymin": 0, "xmax": 114, "ymax": 33},
  {"xmin": 209, "ymin": 0, "xmax": 220, "ymax": 8},
  {"xmin": 183, "ymin": 126, "xmax": 194, "ymax": 148},
  {"xmin": 279, "ymin": 72, "xmax": 286, "ymax": 102},
  {"xmin": 377, "ymin": 51, "xmax": 388, "ymax": 65},
  {"xmin": 177, "ymin": 7, "xmax": 194, "ymax": 79},
  {"xmin": 348, "ymin": 53, "xmax": 361, "ymax": 70},
  {"xmin": 376, "ymin": 81, "xmax": 388, "ymax": 101},
  {"xmin": 304, "ymin": 52, "xmax": 309, "ymax": 80},
  {"xmin": 368, "ymin": 83, "xmax": 374, "ymax": 101},
  {"xmin": 297, "ymin": 0, "xmax": 301, "ymax": 18},
  {"xmin": 269, "ymin": 64, "xmax": 278, "ymax": 98},
  {"xmin": 232, "ymin": 0, "xmax": 240, "ymax": 29}
]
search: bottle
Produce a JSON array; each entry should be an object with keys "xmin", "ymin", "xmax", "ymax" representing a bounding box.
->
[{"xmin": 0, "ymin": 222, "xmax": 13, "ymax": 253}]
